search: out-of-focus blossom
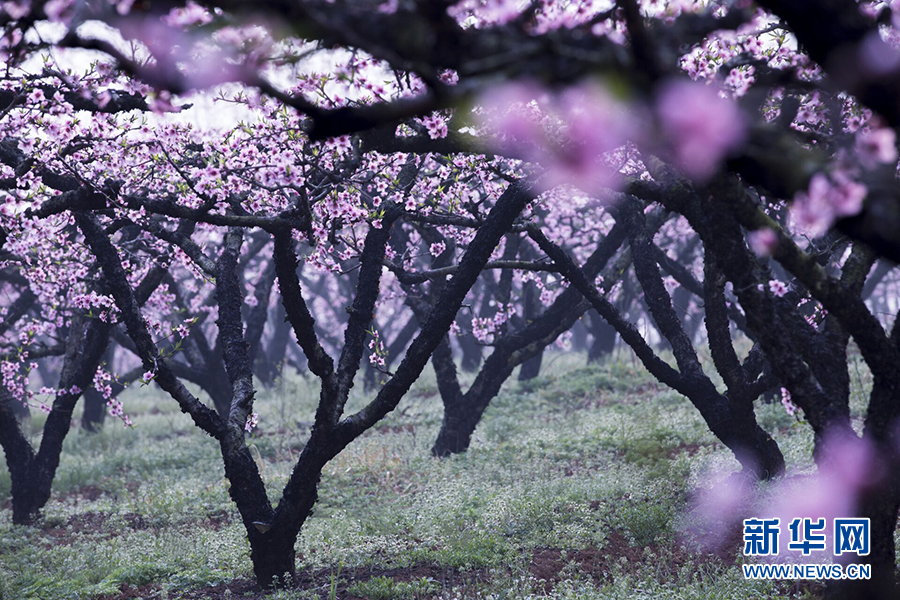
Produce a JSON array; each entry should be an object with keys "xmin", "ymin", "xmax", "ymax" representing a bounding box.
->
[
  {"xmin": 2, "ymin": 2, "xmax": 29, "ymax": 20},
  {"xmin": 858, "ymin": 32, "xmax": 900, "ymax": 78},
  {"xmin": 856, "ymin": 126, "xmax": 898, "ymax": 169},
  {"xmin": 748, "ymin": 228, "xmax": 778, "ymax": 257},
  {"xmin": 687, "ymin": 430, "xmax": 884, "ymax": 562},
  {"xmin": 377, "ymin": 0, "xmax": 399, "ymax": 14},
  {"xmin": 478, "ymin": 81, "xmax": 634, "ymax": 195},
  {"xmin": 150, "ymin": 91, "xmax": 178, "ymax": 114},
  {"xmin": 448, "ymin": 0, "xmax": 524, "ymax": 26},
  {"xmin": 790, "ymin": 172, "xmax": 867, "ymax": 238},
  {"xmin": 163, "ymin": 1, "xmax": 213, "ymax": 28},
  {"xmin": 113, "ymin": 0, "xmax": 136, "ymax": 17},
  {"xmin": 43, "ymin": 0, "xmax": 75, "ymax": 23},
  {"xmin": 656, "ymin": 79, "xmax": 746, "ymax": 181},
  {"xmin": 686, "ymin": 471, "xmax": 757, "ymax": 552}
]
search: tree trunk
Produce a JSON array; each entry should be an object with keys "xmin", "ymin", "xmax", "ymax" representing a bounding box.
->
[
  {"xmin": 518, "ymin": 353, "xmax": 543, "ymax": 381},
  {"xmin": 9, "ymin": 395, "xmax": 30, "ymax": 424},
  {"xmin": 587, "ymin": 310, "xmax": 617, "ymax": 363},
  {"xmin": 249, "ymin": 532, "xmax": 298, "ymax": 587},
  {"xmin": 857, "ymin": 491, "xmax": 900, "ymax": 599},
  {"xmin": 518, "ymin": 281, "xmax": 543, "ymax": 381},
  {"xmin": 458, "ymin": 334, "xmax": 482, "ymax": 372},
  {"xmin": 81, "ymin": 387, "xmax": 107, "ymax": 432},
  {"xmin": 826, "ymin": 483, "xmax": 900, "ymax": 600},
  {"xmin": 258, "ymin": 303, "xmax": 291, "ymax": 387},
  {"xmin": 570, "ymin": 318, "xmax": 588, "ymax": 352},
  {"xmin": 432, "ymin": 403, "xmax": 481, "ymax": 456},
  {"xmin": 0, "ymin": 387, "xmax": 39, "ymax": 524},
  {"xmin": 432, "ymin": 351, "xmax": 514, "ymax": 457}
]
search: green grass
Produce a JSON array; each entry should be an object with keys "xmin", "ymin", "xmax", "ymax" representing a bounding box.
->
[{"xmin": 0, "ymin": 350, "xmax": 845, "ymax": 599}]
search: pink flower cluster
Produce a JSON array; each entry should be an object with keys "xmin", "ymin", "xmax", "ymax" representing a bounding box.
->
[
  {"xmin": 780, "ymin": 387, "xmax": 799, "ymax": 417},
  {"xmin": 768, "ymin": 280, "xmax": 788, "ymax": 298},
  {"xmin": 656, "ymin": 80, "xmax": 746, "ymax": 181},
  {"xmin": 791, "ymin": 172, "xmax": 867, "ymax": 238},
  {"xmin": 471, "ymin": 303, "xmax": 516, "ymax": 343},
  {"xmin": 478, "ymin": 81, "xmax": 635, "ymax": 195},
  {"xmin": 368, "ymin": 330, "xmax": 387, "ymax": 368},
  {"xmin": 690, "ymin": 431, "xmax": 884, "ymax": 561},
  {"xmin": 244, "ymin": 412, "xmax": 259, "ymax": 433}
]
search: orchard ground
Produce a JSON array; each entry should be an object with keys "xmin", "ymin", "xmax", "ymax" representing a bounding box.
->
[{"xmin": 0, "ymin": 349, "xmax": 879, "ymax": 600}]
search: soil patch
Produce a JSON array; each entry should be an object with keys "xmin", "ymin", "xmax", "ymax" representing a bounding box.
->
[{"xmin": 529, "ymin": 530, "xmax": 716, "ymax": 592}]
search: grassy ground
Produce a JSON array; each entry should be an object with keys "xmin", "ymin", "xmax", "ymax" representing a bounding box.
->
[{"xmin": 0, "ymin": 349, "xmax": 876, "ymax": 599}]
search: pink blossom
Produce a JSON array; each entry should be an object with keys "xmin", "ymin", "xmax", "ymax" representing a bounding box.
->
[
  {"xmin": 858, "ymin": 32, "xmax": 900, "ymax": 78},
  {"xmin": 150, "ymin": 91, "xmax": 178, "ymax": 114},
  {"xmin": 478, "ymin": 81, "xmax": 634, "ymax": 194},
  {"xmin": 856, "ymin": 127, "xmax": 898, "ymax": 169},
  {"xmin": 748, "ymin": 228, "xmax": 778, "ymax": 257},
  {"xmin": 448, "ymin": 0, "xmax": 523, "ymax": 26},
  {"xmin": 2, "ymin": 2, "xmax": 30, "ymax": 20},
  {"xmin": 429, "ymin": 241, "xmax": 446, "ymax": 257},
  {"xmin": 768, "ymin": 279, "xmax": 788, "ymax": 297},
  {"xmin": 656, "ymin": 79, "xmax": 746, "ymax": 180},
  {"xmin": 162, "ymin": 1, "xmax": 212, "ymax": 28},
  {"xmin": 377, "ymin": 0, "xmax": 399, "ymax": 14},
  {"xmin": 43, "ymin": 0, "xmax": 75, "ymax": 23},
  {"xmin": 420, "ymin": 113, "xmax": 448, "ymax": 139},
  {"xmin": 244, "ymin": 412, "xmax": 259, "ymax": 432},
  {"xmin": 780, "ymin": 387, "xmax": 798, "ymax": 416},
  {"xmin": 114, "ymin": 0, "xmax": 136, "ymax": 16},
  {"xmin": 689, "ymin": 431, "xmax": 884, "ymax": 562},
  {"xmin": 791, "ymin": 172, "xmax": 867, "ymax": 237}
]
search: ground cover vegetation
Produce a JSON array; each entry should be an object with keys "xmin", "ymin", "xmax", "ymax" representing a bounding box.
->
[{"xmin": 0, "ymin": 352, "xmax": 849, "ymax": 600}]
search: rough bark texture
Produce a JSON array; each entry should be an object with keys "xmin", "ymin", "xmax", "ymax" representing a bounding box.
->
[
  {"xmin": 587, "ymin": 310, "xmax": 617, "ymax": 363},
  {"xmin": 527, "ymin": 200, "xmax": 784, "ymax": 479},
  {"xmin": 431, "ymin": 218, "xmax": 632, "ymax": 456},
  {"xmin": 636, "ymin": 170, "xmax": 900, "ymax": 595}
]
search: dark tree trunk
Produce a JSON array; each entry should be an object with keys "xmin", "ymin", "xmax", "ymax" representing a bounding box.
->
[
  {"xmin": 9, "ymin": 393, "xmax": 30, "ymax": 423},
  {"xmin": 80, "ymin": 388, "xmax": 107, "ymax": 432},
  {"xmin": 848, "ymin": 487, "xmax": 900, "ymax": 600},
  {"xmin": 587, "ymin": 310, "xmax": 617, "ymax": 363},
  {"xmin": 528, "ymin": 206, "xmax": 786, "ymax": 479},
  {"xmin": 245, "ymin": 262, "xmax": 277, "ymax": 372},
  {"xmin": 518, "ymin": 351, "xmax": 543, "ymax": 381},
  {"xmin": 1, "ymin": 315, "xmax": 115, "ymax": 523},
  {"xmin": 570, "ymin": 318, "xmax": 588, "ymax": 352},
  {"xmin": 432, "ymin": 402, "xmax": 483, "ymax": 456},
  {"xmin": 518, "ymin": 281, "xmax": 543, "ymax": 381},
  {"xmin": 81, "ymin": 344, "xmax": 114, "ymax": 432},
  {"xmin": 671, "ymin": 285, "xmax": 703, "ymax": 343},
  {"xmin": 432, "ymin": 221, "xmax": 633, "ymax": 456},
  {"xmin": 250, "ymin": 534, "xmax": 298, "ymax": 587},
  {"xmin": 0, "ymin": 386, "xmax": 38, "ymax": 524},
  {"xmin": 258, "ymin": 303, "xmax": 291, "ymax": 386},
  {"xmin": 458, "ymin": 333, "xmax": 482, "ymax": 372}
]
